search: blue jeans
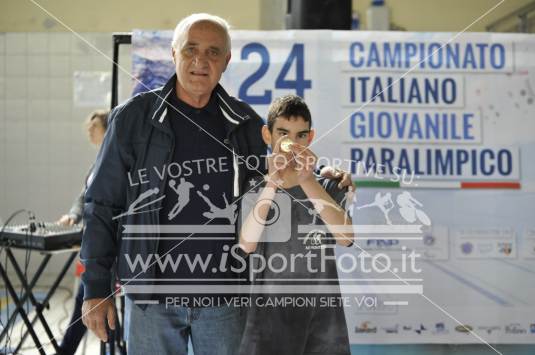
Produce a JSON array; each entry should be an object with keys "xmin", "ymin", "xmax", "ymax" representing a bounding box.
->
[{"xmin": 125, "ymin": 297, "xmax": 246, "ymax": 355}]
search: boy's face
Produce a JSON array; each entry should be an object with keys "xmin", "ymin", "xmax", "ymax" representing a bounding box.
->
[{"xmin": 262, "ymin": 115, "xmax": 315, "ymax": 148}]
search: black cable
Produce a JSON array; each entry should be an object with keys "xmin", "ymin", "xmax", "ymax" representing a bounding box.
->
[
  {"xmin": 17, "ymin": 285, "xmax": 72, "ymax": 352},
  {"xmin": 0, "ymin": 285, "xmax": 73, "ymax": 352},
  {"xmin": 0, "ymin": 209, "xmax": 28, "ymax": 249},
  {"xmin": 2, "ymin": 246, "xmax": 8, "ymax": 354}
]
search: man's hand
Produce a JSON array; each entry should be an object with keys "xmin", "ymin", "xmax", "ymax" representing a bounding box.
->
[
  {"xmin": 57, "ymin": 214, "xmax": 75, "ymax": 226},
  {"xmin": 82, "ymin": 298, "xmax": 116, "ymax": 342},
  {"xmin": 320, "ymin": 166, "xmax": 354, "ymax": 190}
]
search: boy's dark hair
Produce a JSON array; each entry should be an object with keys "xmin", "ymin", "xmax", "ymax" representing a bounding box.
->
[{"xmin": 267, "ymin": 94, "xmax": 312, "ymax": 132}]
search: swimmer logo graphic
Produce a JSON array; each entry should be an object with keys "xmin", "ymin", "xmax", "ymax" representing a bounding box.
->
[{"xmin": 357, "ymin": 191, "xmax": 431, "ymax": 226}]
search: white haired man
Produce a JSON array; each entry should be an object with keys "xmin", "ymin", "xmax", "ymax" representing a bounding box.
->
[{"xmin": 80, "ymin": 13, "xmax": 352, "ymax": 355}]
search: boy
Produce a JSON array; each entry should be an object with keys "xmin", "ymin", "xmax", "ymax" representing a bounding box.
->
[{"xmin": 238, "ymin": 95, "xmax": 354, "ymax": 355}]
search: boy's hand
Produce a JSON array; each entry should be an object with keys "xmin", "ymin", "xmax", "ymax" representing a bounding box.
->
[
  {"xmin": 291, "ymin": 144, "xmax": 317, "ymax": 184},
  {"xmin": 266, "ymin": 136, "xmax": 291, "ymax": 187}
]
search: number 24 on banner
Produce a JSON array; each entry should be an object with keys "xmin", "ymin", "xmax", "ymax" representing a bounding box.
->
[{"xmin": 238, "ymin": 43, "xmax": 312, "ymax": 104}]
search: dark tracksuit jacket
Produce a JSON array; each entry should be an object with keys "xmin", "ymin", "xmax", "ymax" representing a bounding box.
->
[{"xmin": 80, "ymin": 74, "xmax": 267, "ymax": 301}]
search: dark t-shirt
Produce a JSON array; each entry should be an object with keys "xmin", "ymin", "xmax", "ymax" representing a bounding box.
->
[
  {"xmin": 239, "ymin": 175, "xmax": 352, "ymax": 355},
  {"xmin": 240, "ymin": 175, "xmax": 350, "ymax": 282},
  {"xmin": 156, "ymin": 89, "xmax": 237, "ymax": 304}
]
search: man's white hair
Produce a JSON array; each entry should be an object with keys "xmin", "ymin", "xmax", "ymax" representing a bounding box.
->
[{"xmin": 171, "ymin": 13, "xmax": 231, "ymax": 53}]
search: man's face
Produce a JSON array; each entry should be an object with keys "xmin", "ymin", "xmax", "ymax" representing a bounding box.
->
[
  {"xmin": 263, "ymin": 116, "xmax": 314, "ymax": 148},
  {"xmin": 172, "ymin": 21, "xmax": 231, "ymax": 104}
]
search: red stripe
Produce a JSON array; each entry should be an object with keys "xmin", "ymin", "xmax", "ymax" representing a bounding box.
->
[{"xmin": 461, "ymin": 182, "xmax": 521, "ymax": 189}]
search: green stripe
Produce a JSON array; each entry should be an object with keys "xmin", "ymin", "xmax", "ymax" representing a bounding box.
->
[{"xmin": 353, "ymin": 180, "xmax": 400, "ymax": 188}]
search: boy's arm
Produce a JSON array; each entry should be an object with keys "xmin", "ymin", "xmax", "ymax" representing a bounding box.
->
[
  {"xmin": 291, "ymin": 143, "xmax": 354, "ymax": 246},
  {"xmin": 239, "ymin": 136, "xmax": 290, "ymax": 253},
  {"xmin": 238, "ymin": 179, "xmax": 278, "ymax": 254},
  {"xmin": 300, "ymin": 178, "xmax": 354, "ymax": 246}
]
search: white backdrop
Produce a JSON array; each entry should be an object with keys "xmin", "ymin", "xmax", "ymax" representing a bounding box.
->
[{"xmin": 132, "ymin": 30, "xmax": 535, "ymax": 344}]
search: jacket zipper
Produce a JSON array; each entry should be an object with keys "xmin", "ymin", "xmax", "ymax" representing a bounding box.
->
[{"xmin": 232, "ymin": 147, "xmax": 239, "ymax": 197}]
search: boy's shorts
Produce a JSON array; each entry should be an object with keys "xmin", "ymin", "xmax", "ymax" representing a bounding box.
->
[{"xmin": 239, "ymin": 295, "xmax": 351, "ymax": 355}]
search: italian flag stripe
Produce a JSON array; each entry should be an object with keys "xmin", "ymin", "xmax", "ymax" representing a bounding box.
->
[
  {"xmin": 354, "ymin": 180, "xmax": 400, "ymax": 188},
  {"xmin": 354, "ymin": 180, "xmax": 521, "ymax": 189},
  {"xmin": 460, "ymin": 182, "xmax": 521, "ymax": 189}
]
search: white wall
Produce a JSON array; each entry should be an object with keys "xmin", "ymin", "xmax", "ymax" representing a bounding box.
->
[{"xmin": 0, "ymin": 32, "xmax": 133, "ymax": 284}]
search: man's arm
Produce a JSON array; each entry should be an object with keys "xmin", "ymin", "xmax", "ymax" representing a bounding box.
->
[
  {"xmin": 81, "ymin": 106, "xmax": 129, "ymax": 298},
  {"xmin": 80, "ymin": 105, "xmax": 130, "ymax": 341}
]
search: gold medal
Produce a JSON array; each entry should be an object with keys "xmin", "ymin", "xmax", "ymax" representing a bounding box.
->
[{"xmin": 280, "ymin": 137, "xmax": 293, "ymax": 153}]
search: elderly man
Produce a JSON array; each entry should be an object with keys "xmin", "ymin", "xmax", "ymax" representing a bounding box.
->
[{"xmin": 81, "ymin": 13, "xmax": 351, "ymax": 355}]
